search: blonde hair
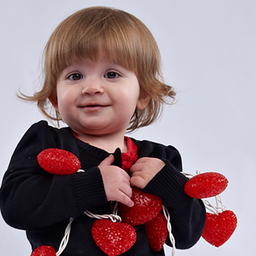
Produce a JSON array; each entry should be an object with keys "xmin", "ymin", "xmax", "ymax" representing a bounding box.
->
[{"xmin": 21, "ymin": 6, "xmax": 176, "ymax": 131}]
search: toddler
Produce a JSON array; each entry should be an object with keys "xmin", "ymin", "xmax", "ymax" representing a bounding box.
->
[{"xmin": 0, "ymin": 6, "xmax": 206, "ymax": 255}]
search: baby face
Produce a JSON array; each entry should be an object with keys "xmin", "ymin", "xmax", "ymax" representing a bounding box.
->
[{"xmin": 54, "ymin": 57, "xmax": 147, "ymax": 139}]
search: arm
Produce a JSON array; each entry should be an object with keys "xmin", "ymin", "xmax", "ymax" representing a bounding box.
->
[
  {"xmin": 143, "ymin": 161, "xmax": 206, "ymax": 249},
  {"xmin": 0, "ymin": 122, "xmax": 108, "ymax": 231},
  {"xmin": 130, "ymin": 142, "xmax": 206, "ymax": 249}
]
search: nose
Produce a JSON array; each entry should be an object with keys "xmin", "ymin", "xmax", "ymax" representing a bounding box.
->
[{"xmin": 81, "ymin": 78, "xmax": 104, "ymax": 95}]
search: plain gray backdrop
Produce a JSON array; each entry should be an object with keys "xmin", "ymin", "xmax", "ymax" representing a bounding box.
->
[{"xmin": 1, "ymin": 0, "xmax": 255, "ymax": 255}]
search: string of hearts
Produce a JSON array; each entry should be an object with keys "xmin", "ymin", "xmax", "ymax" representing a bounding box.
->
[{"xmin": 31, "ymin": 148, "xmax": 237, "ymax": 256}]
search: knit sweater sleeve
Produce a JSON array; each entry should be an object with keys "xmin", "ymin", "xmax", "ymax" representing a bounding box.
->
[
  {"xmin": 136, "ymin": 140, "xmax": 206, "ymax": 250},
  {"xmin": 0, "ymin": 121, "xmax": 108, "ymax": 231}
]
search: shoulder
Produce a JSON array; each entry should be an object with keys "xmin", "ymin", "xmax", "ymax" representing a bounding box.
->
[
  {"xmin": 26, "ymin": 120, "xmax": 69, "ymax": 134},
  {"xmin": 130, "ymin": 138, "xmax": 182, "ymax": 171},
  {"xmin": 21, "ymin": 120, "xmax": 58, "ymax": 137},
  {"xmin": 8, "ymin": 121, "xmax": 80, "ymax": 169},
  {"xmin": 14, "ymin": 120, "xmax": 75, "ymax": 153},
  {"xmin": 130, "ymin": 137, "xmax": 181, "ymax": 157},
  {"xmin": 24, "ymin": 120, "xmax": 72, "ymax": 140}
]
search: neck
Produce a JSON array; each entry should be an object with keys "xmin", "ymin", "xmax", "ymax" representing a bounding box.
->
[{"xmin": 74, "ymin": 131, "xmax": 128, "ymax": 153}]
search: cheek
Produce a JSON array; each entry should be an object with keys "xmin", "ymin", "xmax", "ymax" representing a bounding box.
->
[
  {"xmin": 55, "ymin": 88, "xmax": 72, "ymax": 115},
  {"xmin": 118, "ymin": 93, "xmax": 140, "ymax": 117},
  {"xmin": 116, "ymin": 90, "xmax": 138, "ymax": 108},
  {"xmin": 57, "ymin": 85, "xmax": 76, "ymax": 102}
]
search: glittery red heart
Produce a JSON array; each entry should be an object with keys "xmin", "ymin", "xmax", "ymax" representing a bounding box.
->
[
  {"xmin": 144, "ymin": 212, "xmax": 168, "ymax": 252},
  {"xmin": 119, "ymin": 187, "xmax": 162, "ymax": 226},
  {"xmin": 202, "ymin": 210, "xmax": 237, "ymax": 247},
  {"xmin": 91, "ymin": 219, "xmax": 136, "ymax": 256},
  {"xmin": 37, "ymin": 148, "xmax": 81, "ymax": 175},
  {"xmin": 184, "ymin": 172, "xmax": 228, "ymax": 198},
  {"xmin": 31, "ymin": 245, "xmax": 56, "ymax": 256}
]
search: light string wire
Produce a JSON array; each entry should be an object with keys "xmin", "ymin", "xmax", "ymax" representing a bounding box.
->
[
  {"xmin": 55, "ymin": 165, "xmax": 122, "ymax": 256},
  {"xmin": 162, "ymin": 205, "xmax": 176, "ymax": 256},
  {"xmin": 55, "ymin": 207, "xmax": 122, "ymax": 255},
  {"xmin": 202, "ymin": 195, "xmax": 227, "ymax": 214},
  {"xmin": 56, "ymin": 169, "xmax": 225, "ymax": 255},
  {"xmin": 55, "ymin": 202, "xmax": 176, "ymax": 255},
  {"xmin": 56, "ymin": 217, "xmax": 74, "ymax": 256},
  {"xmin": 182, "ymin": 170, "xmax": 227, "ymax": 215},
  {"xmin": 84, "ymin": 208, "xmax": 122, "ymax": 223}
]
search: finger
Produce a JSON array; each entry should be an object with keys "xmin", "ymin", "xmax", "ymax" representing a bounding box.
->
[
  {"xmin": 130, "ymin": 175, "xmax": 146, "ymax": 189},
  {"xmin": 117, "ymin": 191, "xmax": 134, "ymax": 207},
  {"xmin": 129, "ymin": 162, "xmax": 143, "ymax": 175},
  {"xmin": 119, "ymin": 182, "xmax": 133, "ymax": 198},
  {"xmin": 134, "ymin": 157, "xmax": 147, "ymax": 163},
  {"xmin": 119, "ymin": 168, "xmax": 132, "ymax": 181},
  {"xmin": 121, "ymin": 175, "xmax": 131, "ymax": 187},
  {"xmin": 99, "ymin": 154, "xmax": 114, "ymax": 167}
]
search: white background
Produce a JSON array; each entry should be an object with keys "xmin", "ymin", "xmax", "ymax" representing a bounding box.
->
[{"xmin": 0, "ymin": 0, "xmax": 255, "ymax": 255}]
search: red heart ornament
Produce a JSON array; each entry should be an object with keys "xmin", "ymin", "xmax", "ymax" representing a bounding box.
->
[
  {"xmin": 91, "ymin": 219, "xmax": 137, "ymax": 256},
  {"xmin": 119, "ymin": 187, "xmax": 162, "ymax": 226},
  {"xmin": 37, "ymin": 148, "xmax": 81, "ymax": 175},
  {"xmin": 31, "ymin": 245, "xmax": 56, "ymax": 256},
  {"xmin": 202, "ymin": 210, "xmax": 237, "ymax": 247},
  {"xmin": 144, "ymin": 212, "xmax": 168, "ymax": 252},
  {"xmin": 184, "ymin": 172, "xmax": 228, "ymax": 198}
]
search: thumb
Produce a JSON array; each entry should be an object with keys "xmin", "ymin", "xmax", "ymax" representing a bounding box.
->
[{"xmin": 99, "ymin": 154, "xmax": 115, "ymax": 167}]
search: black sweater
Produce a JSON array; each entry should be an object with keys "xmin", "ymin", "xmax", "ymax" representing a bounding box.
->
[{"xmin": 0, "ymin": 121, "xmax": 206, "ymax": 255}]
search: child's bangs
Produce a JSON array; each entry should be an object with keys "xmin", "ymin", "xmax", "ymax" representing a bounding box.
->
[
  {"xmin": 70, "ymin": 31, "xmax": 137, "ymax": 74},
  {"xmin": 50, "ymin": 10, "xmax": 141, "ymax": 75},
  {"xmin": 69, "ymin": 34, "xmax": 135, "ymax": 72}
]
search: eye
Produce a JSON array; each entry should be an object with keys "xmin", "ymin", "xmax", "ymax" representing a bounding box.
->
[
  {"xmin": 104, "ymin": 71, "xmax": 120, "ymax": 79},
  {"xmin": 67, "ymin": 73, "xmax": 83, "ymax": 80}
]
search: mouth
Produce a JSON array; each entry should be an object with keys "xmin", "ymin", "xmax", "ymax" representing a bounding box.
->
[
  {"xmin": 86, "ymin": 104, "xmax": 102, "ymax": 107},
  {"xmin": 79, "ymin": 103, "xmax": 109, "ymax": 112}
]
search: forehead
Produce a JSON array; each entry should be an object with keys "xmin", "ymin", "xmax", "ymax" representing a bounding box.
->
[
  {"xmin": 60, "ymin": 55, "xmax": 130, "ymax": 75},
  {"xmin": 46, "ymin": 7, "xmax": 156, "ymax": 78},
  {"xmin": 63, "ymin": 29, "xmax": 136, "ymax": 69}
]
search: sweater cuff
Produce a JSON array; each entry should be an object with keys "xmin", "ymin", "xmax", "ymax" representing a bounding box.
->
[
  {"xmin": 143, "ymin": 163, "xmax": 191, "ymax": 208},
  {"xmin": 72, "ymin": 167, "xmax": 108, "ymax": 213}
]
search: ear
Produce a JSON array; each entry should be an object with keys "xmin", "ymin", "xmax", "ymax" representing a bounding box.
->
[
  {"xmin": 49, "ymin": 96, "xmax": 58, "ymax": 111},
  {"xmin": 137, "ymin": 92, "xmax": 150, "ymax": 110}
]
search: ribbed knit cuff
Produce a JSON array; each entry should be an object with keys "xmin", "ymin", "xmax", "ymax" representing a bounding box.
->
[
  {"xmin": 72, "ymin": 167, "xmax": 108, "ymax": 213},
  {"xmin": 143, "ymin": 163, "xmax": 191, "ymax": 208}
]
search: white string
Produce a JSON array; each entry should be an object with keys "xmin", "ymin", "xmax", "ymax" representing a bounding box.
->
[
  {"xmin": 55, "ymin": 207, "xmax": 122, "ymax": 256},
  {"xmin": 162, "ymin": 205, "xmax": 176, "ymax": 256},
  {"xmin": 112, "ymin": 201, "xmax": 119, "ymax": 215},
  {"xmin": 57, "ymin": 169, "xmax": 222, "ymax": 255},
  {"xmin": 202, "ymin": 195, "xmax": 227, "ymax": 214},
  {"xmin": 55, "ymin": 168, "xmax": 123, "ymax": 255},
  {"xmin": 56, "ymin": 217, "xmax": 74, "ymax": 256},
  {"xmin": 181, "ymin": 169, "xmax": 201, "ymax": 179},
  {"xmin": 181, "ymin": 172, "xmax": 194, "ymax": 178},
  {"xmin": 84, "ymin": 210, "xmax": 122, "ymax": 222},
  {"xmin": 182, "ymin": 170, "xmax": 227, "ymax": 214}
]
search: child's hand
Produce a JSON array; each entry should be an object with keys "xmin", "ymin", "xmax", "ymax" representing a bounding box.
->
[
  {"xmin": 130, "ymin": 157, "xmax": 165, "ymax": 189},
  {"xmin": 99, "ymin": 155, "xmax": 134, "ymax": 207}
]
